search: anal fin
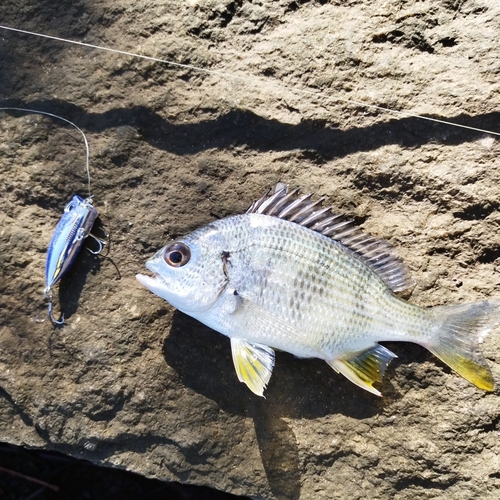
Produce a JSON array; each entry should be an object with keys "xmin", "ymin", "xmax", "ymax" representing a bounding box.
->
[
  {"xmin": 328, "ymin": 344, "xmax": 397, "ymax": 396},
  {"xmin": 230, "ymin": 338, "xmax": 275, "ymax": 397}
]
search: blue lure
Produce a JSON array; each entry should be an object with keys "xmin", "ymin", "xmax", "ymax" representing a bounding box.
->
[
  {"xmin": 0, "ymin": 107, "xmax": 106, "ymax": 325},
  {"xmin": 43, "ymin": 195, "xmax": 105, "ymax": 324}
]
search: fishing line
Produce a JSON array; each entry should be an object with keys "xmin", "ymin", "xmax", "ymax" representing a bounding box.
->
[
  {"xmin": 1, "ymin": 25, "xmax": 499, "ymax": 138},
  {"xmin": 0, "ymin": 106, "xmax": 105, "ymax": 325},
  {"xmin": 0, "ymin": 106, "xmax": 92, "ymax": 198}
]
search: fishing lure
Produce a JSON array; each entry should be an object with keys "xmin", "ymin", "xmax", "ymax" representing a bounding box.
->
[
  {"xmin": 1, "ymin": 107, "xmax": 106, "ymax": 324},
  {"xmin": 42, "ymin": 194, "xmax": 105, "ymax": 324}
]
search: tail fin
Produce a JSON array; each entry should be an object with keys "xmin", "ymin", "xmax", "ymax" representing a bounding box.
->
[{"xmin": 425, "ymin": 301, "xmax": 499, "ymax": 391}]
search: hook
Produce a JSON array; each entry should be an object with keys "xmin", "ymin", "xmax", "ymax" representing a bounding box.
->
[
  {"xmin": 47, "ymin": 300, "xmax": 65, "ymax": 325},
  {"xmin": 34, "ymin": 311, "xmax": 49, "ymax": 324},
  {"xmin": 87, "ymin": 232, "xmax": 108, "ymax": 255},
  {"xmin": 35, "ymin": 289, "xmax": 64, "ymax": 325}
]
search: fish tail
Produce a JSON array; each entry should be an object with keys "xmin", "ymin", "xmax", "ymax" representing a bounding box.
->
[{"xmin": 424, "ymin": 301, "xmax": 499, "ymax": 391}]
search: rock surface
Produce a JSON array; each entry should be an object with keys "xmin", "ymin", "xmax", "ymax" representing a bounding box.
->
[{"xmin": 1, "ymin": 0, "xmax": 500, "ymax": 498}]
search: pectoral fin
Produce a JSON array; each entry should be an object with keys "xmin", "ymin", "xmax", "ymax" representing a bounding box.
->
[
  {"xmin": 328, "ymin": 344, "xmax": 397, "ymax": 396},
  {"xmin": 230, "ymin": 338, "xmax": 275, "ymax": 397}
]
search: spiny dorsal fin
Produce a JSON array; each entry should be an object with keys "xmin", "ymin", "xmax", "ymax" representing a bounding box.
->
[{"xmin": 247, "ymin": 185, "xmax": 414, "ymax": 293}]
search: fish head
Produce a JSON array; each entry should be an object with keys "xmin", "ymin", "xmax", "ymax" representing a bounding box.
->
[{"xmin": 136, "ymin": 224, "xmax": 228, "ymax": 314}]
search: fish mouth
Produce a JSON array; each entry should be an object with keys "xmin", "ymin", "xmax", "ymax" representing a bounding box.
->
[
  {"xmin": 136, "ymin": 270, "xmax": 169, "ymax": 293},
  {"xmin": 136, "ymin": 255, "xmax": 166, "ymax": 291},
  {"xmin": 136, "ymin": 272, "xmax": 160, "ymax": 291}
]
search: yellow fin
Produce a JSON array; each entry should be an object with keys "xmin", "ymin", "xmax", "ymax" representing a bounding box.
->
[
  {"xmin": 430, "ymin": 352, "xmax": 494, "ymax": 391},
  {"xmin": 328, "ymin": 344, "xmax": 397, "ymax": 396},
  {"xmin": 426, "ymin": 301, "xmax": 498, "ymax": 391},
  {"xmin": 230, "ymin": 338, "xmax": 275, "ymax": 397}
]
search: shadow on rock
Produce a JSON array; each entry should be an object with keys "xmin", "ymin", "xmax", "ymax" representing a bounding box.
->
[
  {"xmin": 164, "ymin": 311, "xmax": 388, "ymax": 500},
  {"xmin": 1, "ymin": 100, "xmax": 498, "ymax": 164},
  {"xmin": 56, "ymin": 218, "xmax": 106, "ymax": 322},
  {"xmin": 253, "ymin": 408, "xmax": 301, "ymax": 500}
]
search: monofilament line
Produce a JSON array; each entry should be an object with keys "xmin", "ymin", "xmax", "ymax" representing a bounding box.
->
[
  {"xmin": 0, "ymin": 107, "xmax": 92, "ymax": 198},
  {"xmin": 1, "ymin": 25, "xmax": 499, "ymax": 138}
]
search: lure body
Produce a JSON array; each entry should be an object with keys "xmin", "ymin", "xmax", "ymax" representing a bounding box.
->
[{"xmin": 45, "ymin": 195, "xmax": 99, "ymax": 294}]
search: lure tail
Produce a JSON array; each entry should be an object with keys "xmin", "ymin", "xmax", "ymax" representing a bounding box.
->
[{"xmin": 424, "ymin": 301, "xmax": 499, "ymax": 391}]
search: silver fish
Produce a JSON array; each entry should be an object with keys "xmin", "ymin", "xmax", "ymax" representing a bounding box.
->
[{"xmin": 137, "ymin": 187, "xmax": 498, "ymax": 397}]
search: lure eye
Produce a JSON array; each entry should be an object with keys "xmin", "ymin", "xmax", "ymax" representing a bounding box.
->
[
  {"xmin": 164, "ymin": 242, "xmax": 191, "ymax": 267},
  {"xmin": 64, "ymin": 201, "xmax": 76, "ymax": 213}
]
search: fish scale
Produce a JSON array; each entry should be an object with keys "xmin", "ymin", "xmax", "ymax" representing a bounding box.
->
[
  {"xmin": 137, "ymin": 187, "xmax": 499, "ymax": 397},
  {"xmin": 219, "ymin": 214, "xmax": 423, "ymax": 353}
]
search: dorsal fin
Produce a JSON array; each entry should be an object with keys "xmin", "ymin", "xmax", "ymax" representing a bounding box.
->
[{"xmin": 247, "ymin": 186, "xmax": 414, "ymax": 293}]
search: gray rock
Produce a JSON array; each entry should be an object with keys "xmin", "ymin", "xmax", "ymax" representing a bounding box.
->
[{"xmin": 1, "ymin": 0, "xmax": 499, "ymax": 498}]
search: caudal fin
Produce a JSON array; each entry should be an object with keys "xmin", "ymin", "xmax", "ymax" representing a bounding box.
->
[{"xmin": 425, "ymin": 301, "xmax": 499, "ymax": 391}]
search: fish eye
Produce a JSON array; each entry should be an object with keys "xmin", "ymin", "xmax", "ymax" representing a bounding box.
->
[{"xmin": 164, "ymin": 242, "xmax": 191, "ymax": 267}]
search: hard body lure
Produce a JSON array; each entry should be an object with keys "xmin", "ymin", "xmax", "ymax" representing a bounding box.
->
[
  {"xmin": 43, "ymin": 195, "xmax": 104, "ymax": 324},
  {"xmin": 1, "ymin": 107, "xmax": 106, "ymax": 325}
]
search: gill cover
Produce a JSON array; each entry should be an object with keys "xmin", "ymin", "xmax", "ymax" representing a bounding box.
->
[{"xmin": 137, "ymin": 225, "xmax": 230, "ymax": 314}]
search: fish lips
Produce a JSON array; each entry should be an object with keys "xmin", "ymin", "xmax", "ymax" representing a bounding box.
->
[
  {"xmin": 136, "ymin": 256, "xmax": 166, "ymax": 295},
  {"xmin": 136, "ymin": 256, "xmax": 227, "ymax": 314},
  {"xmin": 136, "ymin": 257, "xmax": 201, "ymax": 313},
  {"xmin": 135, "ymin": 272, "xmax": 160, "ymax": 293},
  {"xmin": 136, "ymin": 269, "xmax": 185, "ymax": 310}
]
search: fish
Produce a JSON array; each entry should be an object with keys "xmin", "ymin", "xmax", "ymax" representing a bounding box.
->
[{"xmin": 136, "ymin": 186, "xmax": 499, "ymax": 397}]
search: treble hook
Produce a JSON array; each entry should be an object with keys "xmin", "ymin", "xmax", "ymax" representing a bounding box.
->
[
  {"xmin": 47, "ymin": 300, "xmax": 65, "ymax": 325},
  {"xmin": 87, "ymin": 232, "xmax": 108, "ymax": 255},
  {"xmin": 35, "ymin": 288, "xmax": 64, "ymax": 325}
]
